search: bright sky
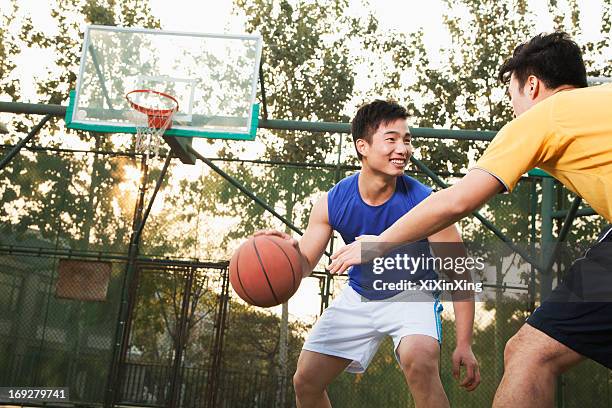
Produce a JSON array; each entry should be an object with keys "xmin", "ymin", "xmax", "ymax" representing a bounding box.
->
[
  {"xmin": 5, "ymin": 0, "xmax": 609, "ymax": 325},
  {"xmin": 149, "ymin": 0, "xmax": 606, "ymax": 50}
]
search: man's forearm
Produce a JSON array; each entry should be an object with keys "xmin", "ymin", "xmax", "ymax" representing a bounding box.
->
[
  {"xmin": 299, "ymin": 249, "xmax": 315, "ymax": 278},
  {"xmin": 453, "ymin": 299, "xmax": 475, "ymax": 347},
  {"xmin": 379, "ymin": 187, "xmax": 467, "ymax": 247},
  {"xmin": 429, "ymin": 231, "xmax": 475, "ymax": 348},
  {"xmin": 378, "ymin": 170, "xmax": 503, "ymax": 249}
]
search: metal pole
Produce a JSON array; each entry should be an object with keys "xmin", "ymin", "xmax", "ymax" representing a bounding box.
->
[
  {"xmin": 557, "ymin": 197, "xmax": 581, "ymax": 243},
  {"xmin": 105, "ymin": 152, "xmax": 173, "ymax": 406},
  {"xmin": 543, "ymin": 196, "xmax": 581, "ymax": 274},
  {"xmin": 116, "ymin": 152, "xmax": 175, "ymax": 404},
  {"xmin": 206, "ymin": 267, "xmax": 230, "ymax": 408},
  {"xmin": 551, "ymin": 207, "xmax": 595, "ymax": 219},
  {"xmin": 187, "ymin": 145, "xmax": 322, "ymax": 246},
  {"xmin": 529, "ymin": 179, "xmax": 538, "ymax": 311},
  {"xmin": 104, "ymin": 153, "xmax": 149, "ymax": 407},
  {"xmin": 168, "ymin": 266, "xmax": 193, "ymax": 408},
  {"xmin": 258, "ymin": 59, "xmax": 268, "ymax": 120},
  {"xmin": 134, "ymin": 152, "xmax": 174, "ymax": 242},
  {"xmin": 540, "ymin": 178, "xmax": 555, "ymax": 299},
  {"xmin": 0, "ymin": 102, "xmax": 66, "ymax": 116},
  {"xmin": 0, "ymin": 114, "xmax": 52, "ymax": 171},
  {"xmin": 258, "ymin": 119, "xmax": 497, "ymax": 140},
  {"xmin": 0, "ymin": 101, "xmax": 498, "ymax": 141}
]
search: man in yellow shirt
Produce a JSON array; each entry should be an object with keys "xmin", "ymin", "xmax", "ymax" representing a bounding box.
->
[{"xmin": 327, "ymin": 32, "xmax": 612, "ymax": 407}]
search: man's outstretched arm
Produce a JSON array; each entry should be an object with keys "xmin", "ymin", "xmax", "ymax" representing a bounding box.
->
[{"xmin": 328, "ymin": 169, "xmax": 503, "ymax": 274}]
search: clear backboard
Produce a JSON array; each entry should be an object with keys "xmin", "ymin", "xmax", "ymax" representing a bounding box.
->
[{"xmin": 65, "ymin": 25, "xmax": 262, "ymax": 140}]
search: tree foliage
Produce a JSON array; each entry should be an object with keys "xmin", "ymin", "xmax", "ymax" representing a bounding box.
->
[{"xmin": 197, "ymin": 0, "xmax": 377, "ymax": 245}]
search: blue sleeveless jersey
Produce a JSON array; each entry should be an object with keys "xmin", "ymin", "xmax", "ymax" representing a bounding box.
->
[{"xmin": 328, "ymin": 173, "xmax": 438, "ymax": 300}]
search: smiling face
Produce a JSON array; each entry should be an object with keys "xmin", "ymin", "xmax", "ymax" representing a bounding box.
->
[{"xmin": 357, "ymin": 118, "xmax": 412, "ymax": 177}]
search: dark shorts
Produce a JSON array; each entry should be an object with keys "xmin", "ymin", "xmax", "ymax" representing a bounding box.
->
[{"xmin": 526, "ymin": 225, "xmax": 612, "ymax": 369}]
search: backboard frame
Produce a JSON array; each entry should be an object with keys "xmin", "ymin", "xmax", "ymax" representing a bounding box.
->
[{"xmin": 65, "ymin": 25, "xmax": 262, "ymax": 141}]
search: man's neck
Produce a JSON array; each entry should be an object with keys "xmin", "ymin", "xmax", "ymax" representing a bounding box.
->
[
  {"xmin": 539, "ymin": 84, "xmax": 577, "ymax": 101},
  {"xmin": 358, "ymin": 167, "xmax": 397, "ymax": 206}
]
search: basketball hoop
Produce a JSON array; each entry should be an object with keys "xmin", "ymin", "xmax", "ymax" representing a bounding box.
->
[{"xmin": 126, "ymin": 89, "xmax": 179, "ymax": 158}]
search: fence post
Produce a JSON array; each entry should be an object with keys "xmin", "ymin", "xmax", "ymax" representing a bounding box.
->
[
  {"xmin": 540, "ymin": 178, "xmax": 554, "ymax": 299},
  {"xmin": 541, "ymin": 178, "xmax": 564, "ymax": 407}
]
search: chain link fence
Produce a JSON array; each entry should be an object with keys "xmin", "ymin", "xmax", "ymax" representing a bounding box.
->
[{"xmin": 0, "ymin": 250, "xmax": 124, "ymax": 405}]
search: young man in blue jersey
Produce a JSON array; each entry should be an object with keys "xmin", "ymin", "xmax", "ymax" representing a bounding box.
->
[{"xmin": 256, "ymin": 100, "xmax": 479, "ymax": 407}]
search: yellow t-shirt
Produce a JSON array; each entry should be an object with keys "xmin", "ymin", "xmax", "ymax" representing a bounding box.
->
[{"xmin": 475, "ymin": 83, "xmax": 612, "ymax": 222}]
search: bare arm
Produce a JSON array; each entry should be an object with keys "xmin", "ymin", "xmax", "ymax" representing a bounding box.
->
[
  {"xmin": 427, "ymin": 225, "xmax": 474, "ymax": 347},
  {"xmin": 328, "ymin": 169, "xmax": 503, "ymax": 275},
  {"xmin": 428, "ymin": 225, "xmax": 480, "ymax": 391},
  {"xmin": 380, "ymin": 169, "xmax": 504, "ymax": 246},
  {"xmin": 298, "ymin": 194, "xmax": 333, "ymax": 277}
]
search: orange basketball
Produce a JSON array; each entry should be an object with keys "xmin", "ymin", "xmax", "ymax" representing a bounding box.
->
[{"xmin": 229, "ymin": 235, "xmax": 303, "ymax": 307}]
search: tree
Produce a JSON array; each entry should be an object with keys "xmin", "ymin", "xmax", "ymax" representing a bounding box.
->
[
  {"xmin": 1, "ymin": 0, "xmax": 162, "ymax": 253},
  {"xmin": 0, "ymin": 0, "xmax": 20, "ymax": 102}
]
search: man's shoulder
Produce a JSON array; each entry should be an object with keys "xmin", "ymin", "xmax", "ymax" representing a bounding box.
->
[
  {"xmin": 552, "ymin": 84, "xmax": 612, "ymax": 117},
  {"xmin": 328, "ymin": 172, "xmax": 358, "ymax": 193},
  {"xmin": 400, "ymin": 174, "xmax": 433, "ymax": 195},
  {"xmin": 497, "ymin": 95, "xmax": 557, "ymax": 137}
]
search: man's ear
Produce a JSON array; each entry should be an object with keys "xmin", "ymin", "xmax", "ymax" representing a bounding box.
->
[
  {"xmin": 356, "ymin": 138, "xmax": 369, "ymax": 157},
  {"xmin": 526, "ymin": 75, "xmax": 541, "ymax": 100}
]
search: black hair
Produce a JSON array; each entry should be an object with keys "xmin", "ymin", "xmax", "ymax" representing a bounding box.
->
[
  {"xmin": 498, "ymin": 31, "xmax": 587, "ymax": 90},
  {"xmin": 351, "ymin": 100, "xmax": 408, "ymax": 160}
]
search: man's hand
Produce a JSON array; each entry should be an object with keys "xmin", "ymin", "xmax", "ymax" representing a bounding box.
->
[
  {"xmin": 253, "ymin": 230, "xmax": 311, "ymax": 278},
  {"xmin": 452, "ymin": 345, "xmax": 480, "ymax": 391},
  {"xmin": 254, "ymin": 229, "xmax": 298, "ymax": 247},
  {"xmin": 327, "ymin": 235, "xmax": 382, "ymax": 274}
]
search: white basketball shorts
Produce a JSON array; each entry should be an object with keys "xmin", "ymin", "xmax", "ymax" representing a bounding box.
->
[{"xmin": 302, "ymin": 285, "xmax": 443, "ymax": 373}]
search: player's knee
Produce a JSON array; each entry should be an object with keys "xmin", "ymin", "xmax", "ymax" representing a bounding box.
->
[
  {"xmin": 504, "ymin": 331, "xmax": 557, "ymax": 375},
  {"xmin": 399, "ymin": 348, "xmax": 439, "ymax": 383},
  {"xmin": 293, "ymin": 369, "xmax": 319, "ymax": 398},
  {"xmin": 504, "ymin": 331, "xmax": 543, "ymax": 371},
  {"xmin": 292, "ymin": 370, "xmax": 307, "ymax": 395},
  {"xmin": 401, "ymin": 359, "xmax": 439, "ymax": 385},
  {"xmin": 504, "ymin": 333, "xmax": 522, "ymax": 367}
]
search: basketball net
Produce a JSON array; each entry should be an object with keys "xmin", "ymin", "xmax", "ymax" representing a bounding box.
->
[
  {"xmin": 130, "ymin": 110, "xmax": 171, "ymax": 159},
  {"xmin": 126, "ymin": 90, "xmax": 179, "ymax": 160}
]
